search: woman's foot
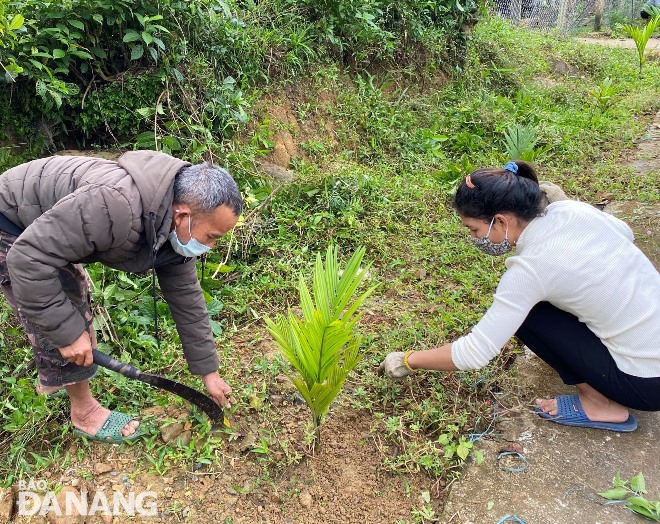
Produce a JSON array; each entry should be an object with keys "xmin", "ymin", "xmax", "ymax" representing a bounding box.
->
[
  {"xmin": 66, "ymin": 381, "xmax": 139, "ymax": 437},
  {"xmin": 535, "ymin": 383, "xmax": 629, "ymax": 423}
]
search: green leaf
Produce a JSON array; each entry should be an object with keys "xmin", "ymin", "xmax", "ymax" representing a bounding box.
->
[
  {"xmin": 457, "ymin": 442, "xmax": 470, "ymax": 460},
  {"xmin": 148, "ymin": 46, "xmax": 158, "ymax": 63},
  {"xmin": 70, "ymin": 50, "xmax": 93, "ymax": 60},
  {"xmin": 92, "ymin": 47, "xmax": 107, "ymax": 58},
  {"xmin": 68, "ymin": 20, "xmax": 84, "ymax": 30},
  {"xmin": 92, "ymin": 14, "xmax": 103, "ymax": 24},
  {"xmin": 9, "ymin": 14, "xmax": 25, "ymax": 31},
  {"xmin": 630, "ymin": 472, "xmax": 647, "ymax": 494},
  {"xmin": 141, "ymin": 32, "xmax": 153, "ymax": 45},
  {"xmin": 103, "ymin": 283, "xmax": 118, "ymax": 302},
  {"xmin": 123, "ymin": 30, "xmax": 141, "ymax": 43},
  {"xmin": 130, "ymin": 45, "xmax": 144, "ymax": 60},
  {"xmin": 52, "ymin": 49, "xmax": 66, "ymax": 59},
  {"xmin": 475, "ymin": 449, "xmax": 484, "ymax": 465},
  {"xmin": 598, "ymin": 487, "xmax": 630, "ymax": 500},
  {"xmin": 153, "ymin": 37, "xmax": 165, "ymax": 50},
  {"xmin": 421, "ymin": 491, "xmax": 431, "ymax": 504}
]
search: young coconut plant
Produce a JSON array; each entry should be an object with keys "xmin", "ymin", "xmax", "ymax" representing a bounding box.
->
[
  {"xmin": 265, "ymin": 245, "xmax": 377, "ymax": 449},
  {"xmin": 622, "ymin": 13, "xmax": 660, "ymax": 75}
]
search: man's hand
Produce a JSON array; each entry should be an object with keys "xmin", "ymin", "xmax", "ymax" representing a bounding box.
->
[
  {"xmin": 378, "ymin": 351, "xmax": 415, "ymax": 380},
  {"xmin": 202, "ymin": 372, "xmax": 235, "ymax": 409},
  {"xmin": 59, "ymin": 332, "xmax": 93, "ymax": 367}
]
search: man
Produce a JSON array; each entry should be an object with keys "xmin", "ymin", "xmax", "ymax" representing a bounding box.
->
[
  {"xmin": 641, "ymin": 0, "xmax": 659, "ymax": 18},
  {"xmin": 0, "ymin": 151, "xmax": 241, "ymax": 442}
]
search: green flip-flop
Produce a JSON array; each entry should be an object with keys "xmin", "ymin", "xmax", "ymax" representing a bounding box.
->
[{"xmin": 73, "ymin": 411, "xmax": 145, "ymax": 443}]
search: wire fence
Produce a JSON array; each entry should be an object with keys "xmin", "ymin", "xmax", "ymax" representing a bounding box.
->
[{"xmin": 491, "ymin": 0, "xmax": 650, "ymax": 33}]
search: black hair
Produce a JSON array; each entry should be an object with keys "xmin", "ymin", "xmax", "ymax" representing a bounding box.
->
[{"xmin": 452, "ymin": 161, "xmax": 543, "ymax": 222}]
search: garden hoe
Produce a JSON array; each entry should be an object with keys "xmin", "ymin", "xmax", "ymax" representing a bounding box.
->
[{"xmin": 92, "ymin": 349, "xmax": 229, "ymax": 427}]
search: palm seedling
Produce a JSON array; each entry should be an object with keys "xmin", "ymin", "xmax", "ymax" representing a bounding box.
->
[
  {"xmin": 265, "ymin": 245, "xmax": 377, "ymax": 450},
  {"xmin": 503, "ymin": 124, "xmax": 551, "ymax": 162},
  {"xmin": 622, "ymin": 13, "xmax": 660, "ymax": 75}
]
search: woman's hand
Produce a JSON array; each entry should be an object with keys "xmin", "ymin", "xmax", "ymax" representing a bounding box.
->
[{"xmin": 378, "ymin": 352, "xmax": 416, "ymax": 379}]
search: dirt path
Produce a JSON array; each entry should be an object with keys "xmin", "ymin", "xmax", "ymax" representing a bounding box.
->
[{"xmin": 577, "ymin": 36, "xmax": 660, "ymax": 51}]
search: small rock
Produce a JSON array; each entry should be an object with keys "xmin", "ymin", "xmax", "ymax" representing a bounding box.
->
[
  {"xmin": 110, "ymin": 471, "xmax": 118, "ymax": 477},
  {"xmin": 47, "ymin": 486, "xmax": 81, "ymax": 523},
  {"xmin": 299, "ymin": 491, "xmax": 313, "ymax": 508},
  {"xmin": 227, "ymin": 487, "xmax": 239, "ymax": 496},
  {"xmin": 70, "ymin": 478, "xmax": 80, "ymax": 488},
  {"xmin": 292, "ymin": 393, "xmax": 306, "ymax": 405},
  {"xmin": 191, "ymin": 475, "xmax": 199, "ymax": 482},
  {"xmin": 179, "ymin": 430, "xmax": 192, "ymax": 447},
  {"xmin": 142, "ymin": 406, "xmax": 167, "ymax": 416},
  {"xmin": 182, "ymin": 507, "xmax": 190, "ymax": 518},
  {"xmin": 192, "ymin": 462, "xmax": 205, "ymax": 472},
  {"xmin": 414, "ymin": 269, "xmax": 427, "ymax": 279},
  {"xmin": 269, "ymin": 394, "xmax": 283, "ymax": 405},
  {"xmin": 103, "ymin": 514, "xmax": 113, "ymax": 524},
  {"xmin": 160, "ymin": 422, "xmax": 185, "ymax": 443},
  {"xmin": 239, "ymin": 431, "xmax": 257, "ymax": 452},
  {"xmin": 94, "ymin": 463, "xmax": 113, "ymax": 475},
  {"xmin": 120, "ymin": 474, "xmax": 128, "ymax": 483},
  {"xmin": 0, "ymin": 487, "xmax": 15, "ymax": 523}
]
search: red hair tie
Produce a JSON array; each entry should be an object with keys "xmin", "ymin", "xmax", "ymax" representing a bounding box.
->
[{"xmin": 465, "ymin": 175, "xmax": 475, "ymax": 189}]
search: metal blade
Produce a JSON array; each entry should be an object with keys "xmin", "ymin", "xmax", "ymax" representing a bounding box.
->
[
  {"xmin": 92, "ymin": 349, "xmax": 224, "ymax": 423},
  {"xmin": 138, "ymin": 373, "xmax": 224, "ymax": 423}
]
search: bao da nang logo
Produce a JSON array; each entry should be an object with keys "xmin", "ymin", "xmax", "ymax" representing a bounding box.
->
[{"xmin": 17, "ymin": 479, "xmax": 158, "ymax": 517}]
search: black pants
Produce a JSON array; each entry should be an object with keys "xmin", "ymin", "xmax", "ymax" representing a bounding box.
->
[{"xmin": 515, "ymin": 302, "xmax": 660, "ymax": 411}]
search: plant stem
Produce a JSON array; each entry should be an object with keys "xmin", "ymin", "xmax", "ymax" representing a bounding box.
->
[{"xmin": 313, "ymin": 416, "xmax": 321, "ymax": 451}]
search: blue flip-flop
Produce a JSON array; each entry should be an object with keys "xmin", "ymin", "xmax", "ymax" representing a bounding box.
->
[{"xmin": 535, "ymin": 394, "xmax": 637, "ymax": 432}]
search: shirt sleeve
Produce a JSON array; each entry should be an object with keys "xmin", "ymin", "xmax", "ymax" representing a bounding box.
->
[{"xmin": 451, "ymin": 257, "xmax": 547, "ymax": 370}]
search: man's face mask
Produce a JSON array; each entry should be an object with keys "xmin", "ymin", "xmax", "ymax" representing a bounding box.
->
[
  {"xmin": 471, "ymin": 217, "xmax": 512, "ymax": 256},
  {"xmin": 168, "ymin": 214, "xmax": 211, "ymax": 257}
]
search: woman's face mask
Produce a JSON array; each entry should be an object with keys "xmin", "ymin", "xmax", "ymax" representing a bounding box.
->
[{"xmin": 471, "ymin": 217, "xmax": 512, "ymax": 256}]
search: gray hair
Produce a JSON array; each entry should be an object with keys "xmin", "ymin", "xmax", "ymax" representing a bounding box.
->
[{"xmin": 173, "ymin": 163, "xmax": 243, "ymax": 216}]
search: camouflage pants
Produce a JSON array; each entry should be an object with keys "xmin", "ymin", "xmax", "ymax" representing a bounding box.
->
[{"xmin": 0, "ymin": 230, "xmax": 98, "ymax": 387}]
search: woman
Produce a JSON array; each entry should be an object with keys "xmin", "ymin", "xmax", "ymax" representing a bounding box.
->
[{"xmin": 379, "ymin": 161, "xmax": 660, "ymax": 432}]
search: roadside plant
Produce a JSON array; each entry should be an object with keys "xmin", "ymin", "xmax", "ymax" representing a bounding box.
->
[
  {"xmin": 588, "ymin": 77, "xmax": 620, "ymax": 113},
  {"xmin": 503, "ymin": 124, "xmax": 551, "ymax": 162},
  {"xmin": 265, "ymin": 245, "xmax": 377, "ymax": 450},
  {"xmin": 622, "ymin": 14, "xmax": 660, "ymax": 74},
  {"xmin": 599, "ymin": 472, "xmax": 660, "ymax": 521}
]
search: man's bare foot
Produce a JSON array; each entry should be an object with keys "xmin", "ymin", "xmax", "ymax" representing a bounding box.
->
[
  {"xmin": 66, "ymin": 381, "xmax": 138, "ymax": 438},
  {"xmin": 535, "ymin": 383, "xmax": 629, "ymax": 423},
  {"xmin": 70, "ymin": 399, "xmax": 140, "ymax": 437}
]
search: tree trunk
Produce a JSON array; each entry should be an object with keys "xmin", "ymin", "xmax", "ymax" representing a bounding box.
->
[{"xmin": 594, "ymin": 0, "xmax": 605, "ymax": 30}]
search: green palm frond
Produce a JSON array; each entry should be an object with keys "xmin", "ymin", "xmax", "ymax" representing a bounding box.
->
[
  {"xmin": 265, "ymin": 245, "xmax": 378, "ymax": 447},
  {"xmin": 503, "ymin": 124, "xmax": 538, "ymax": 161},
  {"xmin": 622, "ymin": 15, "xmax": 660, "ymax": 74}
]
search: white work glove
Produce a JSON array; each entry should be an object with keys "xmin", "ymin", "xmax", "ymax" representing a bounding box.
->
[{"xmin": 378, "ymin": 351, "xmax": 416, "ymax": 380}]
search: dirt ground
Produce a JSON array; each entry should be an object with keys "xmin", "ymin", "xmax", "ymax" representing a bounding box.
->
[{"xmin": 576, "ymin": 36, "xmax": 660, "ymax": 52}]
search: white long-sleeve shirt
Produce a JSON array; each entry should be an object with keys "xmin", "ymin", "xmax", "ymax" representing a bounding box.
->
[{"xmin": 451, "ymin": 200, "xmax": 660, "ymax": 378}]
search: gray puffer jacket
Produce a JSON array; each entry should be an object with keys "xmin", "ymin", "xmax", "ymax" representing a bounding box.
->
[{"xmin": 0, "ymin": 151, "xmax": 219, "ymax": 375}]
